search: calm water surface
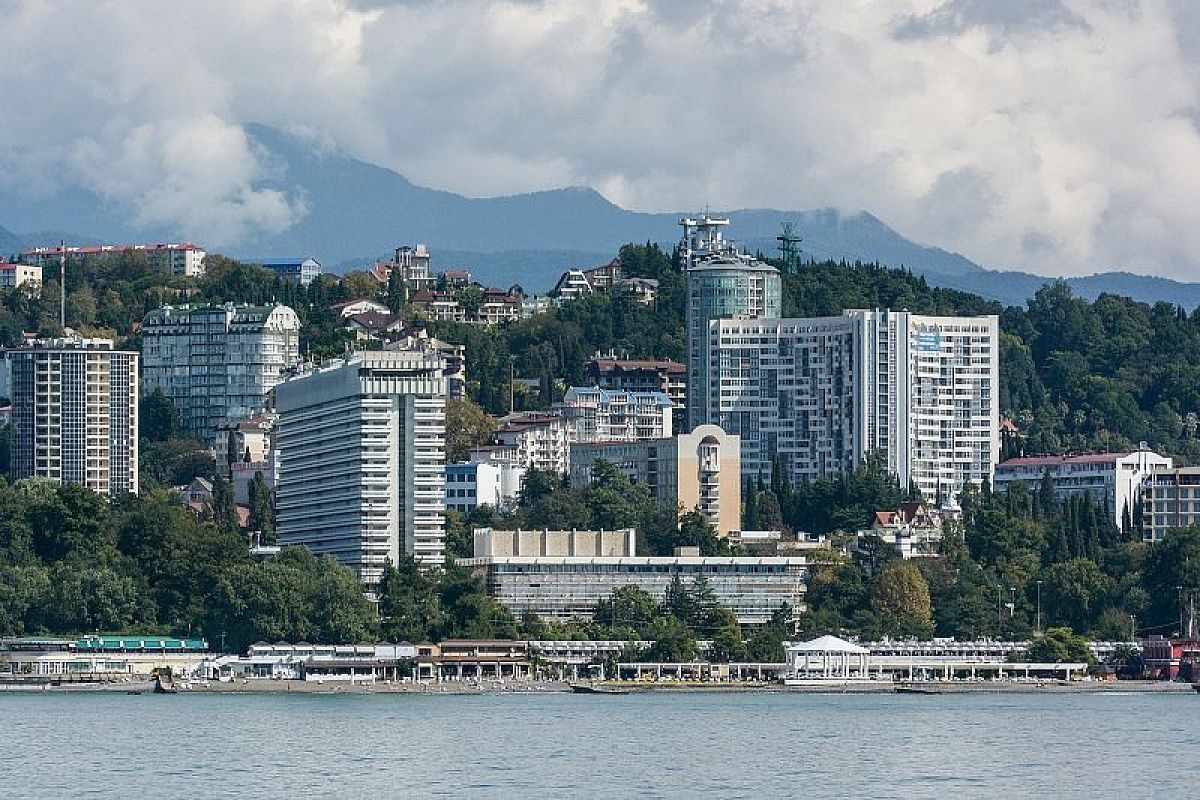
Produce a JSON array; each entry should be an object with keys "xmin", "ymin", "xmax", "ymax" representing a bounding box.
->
[{"xmin": 2, "ymin": 690, "xmax": 1197, "ymax": 798}]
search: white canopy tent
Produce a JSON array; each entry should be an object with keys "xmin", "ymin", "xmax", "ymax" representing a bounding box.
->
[{"xmin": 785, "ymin": 635, "xmax": 871, "ymax": 679}]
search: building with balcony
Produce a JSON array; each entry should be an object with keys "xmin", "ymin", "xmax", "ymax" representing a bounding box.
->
[
  {"xmin": 275, "ymin": 350, "xmax": 448, "ymax": 584},
  {"xmin": 1142, "ymin": 466, "xmax": 1200, "ymax": 542},
  {"xmin": 557, "ymin": 385, "xmax": 674, "ymax": 443},
  {"xmin": 462, "ymin": 528, "xmax": 807, "ymax": 625},
  {"xmin": 20, "ymin": 242, "xmax": 206, "ymax": 277},
  {"xmin": 492, "ymin": 412, "xmax": 574, "ymax": 474},
  {"xmin": 0, "ymin": 261, "xmax": 42, "ymax": 289},
  {"xmin": 568, "ymin": 424, "xmax": 741, "ymax": 535},
  {"xmin": 6, "ymin": 337, "xmax": 138, "ymax": 497},
  {"xmin": 141, "ymin": 304, "xmax": 300, "ymax": 441},
  {"xmin": 585, "ymin": 356, "xmax": 686, "ymax": 411},
  {"xmin": 995, "ymin": 448, "xmax": 1172, "ymax": 529},
  {"xmin": 445, "ymin": 459, "xmax": 526, "ymax": 513}
]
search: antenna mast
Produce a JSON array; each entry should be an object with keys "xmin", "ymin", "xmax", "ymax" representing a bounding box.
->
[
  {"xmin": 59, "ymin": 240, "xmax": 66, "ymax": 331},
  {"xmin": 776, "ymin": 222, "xmax": 802, "ymax": 273}
]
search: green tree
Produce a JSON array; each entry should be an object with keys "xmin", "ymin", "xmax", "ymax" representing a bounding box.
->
[
  {"xmin": 386, "ymin": 265, "xmax": 407, "ymax": 314},
  {"xmin": 594, "ymin": 585, "xmax": 659, "ymax": 638},
  {"xmin": 247, "ymin": 471, "xmax": 275, "ymax": 542},
  {"xmin": 642, "ymin": 615, "xmax": 697, "ymax": 662},
  {"xmin": 1024, "ymin": 626, "xmax": 1094, "ymax": 665},
  {"xmin": 377, "ymin": 556, "xmax": 444, "ymax": 642},
  {"xmin": 210, "ymin": 473, "xmax": 239, "ymax": 534},
  {"xmin": 445, "ymin": 398, "xmax": 496, "ymax": 462},
  {"xmin": 874, "ymin": 560, "xmax": 934, "ymax": 638},
  {"xmin": 140, "ymin": 389, "xmax": 180, "ymax": 443},
  {"xmin": 708, "ymin": 606, "xmax": 747, "ymax": 662}
]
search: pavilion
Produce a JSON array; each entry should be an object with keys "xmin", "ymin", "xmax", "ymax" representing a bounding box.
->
[{"xmin": 784, "ymin": 635, "xmax": 871, "ymax": 681}]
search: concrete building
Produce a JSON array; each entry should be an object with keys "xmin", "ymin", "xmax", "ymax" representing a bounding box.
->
[
  {"xmin": 994, "ymin": 448, "xmax": 1172, "ymax": 528},
  {"xmin": 585, "ymin": 356, "xmax": 687, "ymax": 412},
  {"xmin": 569, "ymin": 424, "xmax": 742, "ymax": 536},
  {"xmin": 551, "ymin": 269, "xmax": 595, "ymax": 301},
  {"xmin": 331, "ymin": 299, "xmax": 390, "ymax": 319},
  {"xmin": 684, "ymin": 215, "xmax": 782, "ymax": 430},
  {"xmin": 492, "ymin": 412, "xmax": 574, "ymax": 474},
  {"xmin": 462, "ymin": 528, "xmax": 807, "ymax": 625},
  {"xmin": 6, "ymin": 338, "xmax": 138, "ymax": 497},
  {"xmin": 1142, "ymin": 466, "xmax": 1200, "ymax": 542},
  {"xmin": 0, "ymin": 262, "xmax": 42, "ymax": 289},
  {"xmin": 20, "ymin": 243, "xmax": 206, "ymax": 277},
  {"xmin": 703, "ymin": 310, "xmax": 999, "ymax": 503},
  {"xmin": 140, "ymin": 304, "xmax": 300, "ymax": 440},
  {"xmin": 445, "ymin": 460, "xmax": 526, "ymax": 513},
  {"xmin": 0, "ymin": 635, "xmax": 207, "ymax": 680},
  {"xmin": 391, "ymin": 244, "xmax": 435, "ymax": 291},
  {"xmin": 558, "ymin": 385, "xmax": 675, "ymax": 443},
  {"xmin": 385, "ymin": 330, "xmax": 467, "ymax": 400},
  {"xmin": 221, "ymin": 411, "xmax": 279, "ymax": 506},
  {"xmin": 258, "ymin": 257, "xmax": 321, "ymax": 286},
  {"xmin": 862, "ymin": 502, "xmax": 945, "ymax": 559},
  {"xmin": 275, "ymin": 350, "xmax": 447, "ymax": 584}
]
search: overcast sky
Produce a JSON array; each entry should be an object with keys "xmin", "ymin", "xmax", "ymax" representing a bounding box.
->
[{"xmin": 3, "ymin": 0, "xmax": 1199, "ymax": 278}]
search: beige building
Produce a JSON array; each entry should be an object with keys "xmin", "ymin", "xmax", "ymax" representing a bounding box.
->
[
  {"xmin": 6, "ymin": 337, "xmax": 139, "ymax": 497},
  {"xmin": 569, "ymin": 424, "xmax": 741, "ymax": 536},
  {"xmin": 0, "ymin": 262, "xmax": 42, "ymax": 289},
  {"xmin": 474, "ymin": 527, "xmax": 636, "ymax": 558}
]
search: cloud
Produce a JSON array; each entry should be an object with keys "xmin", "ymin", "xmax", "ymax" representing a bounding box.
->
[{"xmin": 1, "ymin": 0, "xmax": 1199, "ymax": 278}]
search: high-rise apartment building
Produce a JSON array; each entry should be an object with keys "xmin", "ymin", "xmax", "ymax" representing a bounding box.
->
[
  {"xmin": 275, "ymin": 350, "xmax": 448, "ymax": 586},
  {"xmin": 141, "ymin": 304, "xmax": 300, "ymax": 440},
  {"xmin": 7, "ymin": 338, "xmax": 138, "ymax": 497},
  {"xmin": 703, "ymin": 310, "xmax": 999, "ymax": 502},
  {"xmin": 683, "ymin": 215, "xmax": 781, "ymax": 430}
]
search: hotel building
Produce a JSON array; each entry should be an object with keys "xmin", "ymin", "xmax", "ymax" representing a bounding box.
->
[
  {"xmin": 140, "ymin": 304, "xmax": 300, "ymax": 440},
  {"xmin": 275, "ymin": 350, "xmax": 448, "ymax": 584},
  {"xmin": 6, "ymin": 338, "xmax": 138, "ymax": 497}
]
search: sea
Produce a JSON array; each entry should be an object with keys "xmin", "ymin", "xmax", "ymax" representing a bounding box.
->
[{"xmin": 1, "ymin": 690, "xmax": 1196, "ymax": 798}]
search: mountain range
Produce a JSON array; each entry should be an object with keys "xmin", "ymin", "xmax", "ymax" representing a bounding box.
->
[{"xmin": 2, "ymin": 123, "xmax": 1199, "ymax": 308}]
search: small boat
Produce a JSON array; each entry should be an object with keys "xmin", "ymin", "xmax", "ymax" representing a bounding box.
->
[
  {"xmin": 125, "ymin": 690, "xmax": 143, "ymax": 695},
  {"xmin": 895, "ymin": 685, "xmax": 942, "ymax": 695},
  {"xmin": 1192, "ymin": 684, "xmax": 1200, "ymax": 694},
  {"xmin": 569, "ymin": 682, "xmax": 630, "ymax": 695}
]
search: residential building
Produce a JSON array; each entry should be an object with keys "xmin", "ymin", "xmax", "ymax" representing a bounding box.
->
[
  {"xmin": 703, "ymin": 310, "xmax": 999, "ymax": 503},
  {"xmin": 331, "ymin": 299, "xmax": 390, "ymax": 319},
  {"xmin": 492, "ymin": 412, "xmax": 573, "ymax": 474},
  {"xmin": 520, "ymin": 294, "xmax": 557, "ymax": 318},
  {"xmin": 385, "ymin": 330, "xmax": 467, "ymax": 400},
  {"xmin": 1142, "ymin": 466, "xmax": 1200, "ymax": 542},
  {"xmin": 275, "ymin": 349, "xmax": 447, "ymax": 584},
  {"xmin": 478, "ymin": 288, "xmax": 520, "ymax": 325},
  {"xmin": 684, "ymin": 215, "xmax": 782, "ymax": 430},
  {"xmin": 410, "ymin": 289, "xmax": 465, "ymax": 322},
  {"xmin": 258, "ymin": 256, "xmax": 321, "ymax": 285},
  {"xmin": 569, "ymin": 424, "xmax": 742, "ymax": 535},
  {"xmin": 443, "ymin": 268, "xmax": 472, "ymax": 288},
  {"xmin": 343, "ymin": 311, "xmax": 404, "ymax": 340},
  {"xmin": 994, "ymin": 448, "xmax": 1172, "ymax": 528},
  {"xmin": 463, "ymin": 528, "xmax": 808, "ymax": 624},
  {"xmin": 557, "ymin": 385, "xmax": 674, "ymax": 443},
  {"xmin": 445, "ymin": 460, "xmax": 526, "ymax": 512},
  {"xmin": 219, "ymin": 411, "xmax": 279, "ymax": 505},
  {"xmin": 0, "ymin": 261, "xmax": 42, "ymax": 289},
  {"xmin": 617, "ymin": 276, "xmax": 658, "ymax": 305},
  {"xmin": 20, "ymin": 243, "xmax": 206, "ymax": 277},
  {"xmin": 862, "ymin": 502, "xmax": 944, "ymax": 559},
  {"xmin": 551, "ymin": 269, "xmax": 593, "ymax": 301},
  {"xmin": 585, "ymin": 355, "xmax": 686, "ymax": 410},
  {"xmin": 393, "ymin": 244, "xmax": 435, "ymax": 291},
  {"xmin": 6, "ymin": 337, "xmax": 138, "ymax": 497},
  {"xmin": 140, "ymin": 304, "xmax": 300, "ymax": 441}
]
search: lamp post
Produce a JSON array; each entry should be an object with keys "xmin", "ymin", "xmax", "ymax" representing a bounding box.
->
[{"xmin": 1036, "ymin": 580, "xmax": 1043, "ymax": 636}]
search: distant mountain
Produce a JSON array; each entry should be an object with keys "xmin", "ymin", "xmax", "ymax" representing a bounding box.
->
[{"xmin": 3, "ymin": 123, "xmax": 1200, "ymax": 307}]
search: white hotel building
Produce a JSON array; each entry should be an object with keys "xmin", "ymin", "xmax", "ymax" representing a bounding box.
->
[
  {"xmin": 703, "ymin": 310, "xmax": 999, "ymax": 502},
  {"xmin": 276, "ymin": 350, "xmax": 447, "ymax": 585}
]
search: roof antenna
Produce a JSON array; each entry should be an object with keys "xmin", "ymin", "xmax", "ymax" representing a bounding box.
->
[{"xmin": 59, "ymin": 240, "xmax": 66, "ymax": 332}]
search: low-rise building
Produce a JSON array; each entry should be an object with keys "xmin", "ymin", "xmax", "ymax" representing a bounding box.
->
[
  {"xmin": 462, "ymin": 527, "xmax": 807, "ymax": 625},
  {"xmin": 413, "ymin": 640, "xmax": 531, "ymax": 681},
  {"xmin": 0, "ymin": 635, "xmax": 208, "ymax": 680},
  {"xmin": 258, "ymin": 256, "xmax": 322, "ymax": 286},
  {"xmin": 0, "ymin": 261, "xmax": 42, "ymax": 289},
  {"xmin": 995, "ymin": 448, "xmax": 1172, "ymax": 528},
  {"xmin": 586, "ymin": 356, "xmax": 686, "ymax": 410},
  {"xmin": 551, "ymin": 269, "xmax": 594, "ymax": 301},
  {"xmin": 862, "ymin": 502, "xmax": 945, "ymax": 559},
  {"xmin": 445, "ymin": 460, "xmax": 526, "ymax": 512},
  {"xmin": 558, "ymin": 385, "xmax": 675, "ymax": 443},
  {"xmin": 331, "ymin": 299, "xmax": 390, "ymax": 319},
  {"xmin": 21, "ymin": 242, "xmax": 206, "ymax": 277},
  {"xmin": 343, "ymin": 311, "xmax": 404, "ymax": 340},
  {"xmin": 569, "ymin": 424, "xmax": 741, "ymax": 536},
  {"xmin": 493, "ymin": 412, "xmax": 573, "ymax": 474},
  {"xmin": 410, "ymin": 289, "xmax": 466, "ymax": 322}
]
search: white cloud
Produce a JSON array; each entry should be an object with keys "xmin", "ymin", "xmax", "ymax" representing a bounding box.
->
[{"xmin": 1, "ymin": 0, "xmax": 1199, "ymax": 277}]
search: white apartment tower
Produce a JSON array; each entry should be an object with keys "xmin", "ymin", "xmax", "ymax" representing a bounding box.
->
[
  {"xmin": 557, "ymin": 386, "xmax": 675, "ymax": 442},
  {"xmin": 683, "ymin": 215, "xmax": 782, "ymax": 430},
  {"xmin": 704, "ymin": 310, "xmax": 999, "ymax": 502},
  {"xmin": 140, "ymin": 304, "xmax": 300, "ymax": 440},
  {"xmin": 275, "ymin": 350, "xmax": 448, "ymax": 585},
  {"xmin": 7, "ymin": 338, "xmax": 139, "ymax": 497}
]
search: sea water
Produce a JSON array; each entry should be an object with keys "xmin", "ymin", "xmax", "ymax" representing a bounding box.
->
[{"xmin": 1, "ymin": 690, "xmax": 1196, "ymax": 798}]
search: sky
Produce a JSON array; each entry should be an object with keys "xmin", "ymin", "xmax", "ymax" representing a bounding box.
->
[{"xmin": 2, "ymin": 0, "xmax": 1199, "ymax": 278}]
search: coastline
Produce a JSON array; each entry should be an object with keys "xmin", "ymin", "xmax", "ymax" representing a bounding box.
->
[{"xmin": 1, "ymin": 678, "xmax": 1193, "ymax": 695}]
